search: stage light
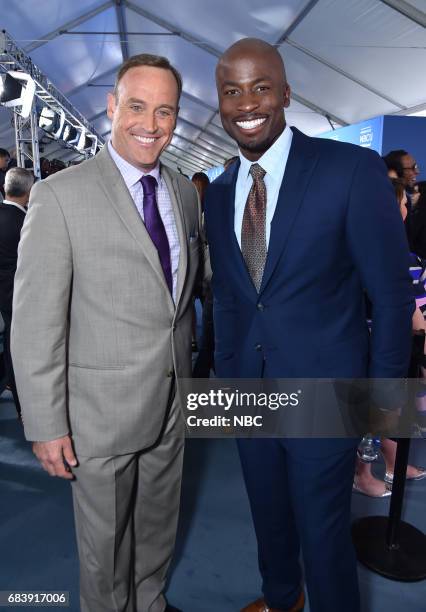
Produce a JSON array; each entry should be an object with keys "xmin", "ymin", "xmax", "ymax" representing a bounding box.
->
[
  {"xmin": 39, "ymin": 107, "xmax": 65, "ymax": 139},
  {"xmin": 0, "ymin": 70, "xmax": 35, "ymax": 118},
  {"xmin": 63, "ymin": 124, "xmax": 80, "ymax": 145},
  {"xmin": 0, "ymin": 73, "xmax": 21, "ymax": 102},
  {"xmin": 76, "ymin": 131, "xmax": 97, "ymax": 155},
  {"xmin": 89, "ymin": 136, "xmax": 98, "ymax": 156},
  {"xmin": 76, "ymin": 129, "xmax": 89, "ymax": 151}
]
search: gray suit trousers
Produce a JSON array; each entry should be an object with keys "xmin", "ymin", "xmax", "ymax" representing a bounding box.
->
[{"xmin": 71, "ymin": 395, "xmax": 184, "ymax": 612}]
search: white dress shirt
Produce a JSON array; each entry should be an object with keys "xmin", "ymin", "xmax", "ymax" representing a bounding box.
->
[
  {"xmin": 2, "ymin": 199, "xmax": 27, "ymax": 214},
  {"xmin": 234, "ymin": 124, "xmax": 293, "ymax": 249}
]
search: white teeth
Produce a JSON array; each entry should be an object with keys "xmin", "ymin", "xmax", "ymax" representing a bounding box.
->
[
  {"xmin": 236, "ymin": 118, "xmax": 266, "ymax": 130},
  {"xmin": 134, "ymin": 135, "xmax": 156, "ymax": 144}
]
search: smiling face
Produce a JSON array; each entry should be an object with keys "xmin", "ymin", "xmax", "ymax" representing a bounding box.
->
[
  {"xmin": 216, "ymin": 39, "xmax": 290, "ymax": 161},
  {"xmin": 107, "ymin": 65, "xmax": 178, "ymax": 172},
  {"xmin": 400, "ymin": 153, "xmax": 419, "ymax": 189}
]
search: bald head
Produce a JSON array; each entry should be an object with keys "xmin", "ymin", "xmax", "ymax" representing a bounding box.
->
[
  {"xmin": 216, "ymin": 38, "xmax": 287, "ymax": 83},
  {"xmin": 215, "ymin": 37, "xmax": 290, "ymax": 162}
]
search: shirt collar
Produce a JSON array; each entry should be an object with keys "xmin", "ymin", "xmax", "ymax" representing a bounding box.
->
[
  {"xmin": 239, "ymin": 124, "xmax": 293, "ymax": 181},
  {"xmin": 108, "ymin": 140, "xmax": 161, "ymax": 189},
  {"xmin": 2, "ymin": 199, "xmax": 27, "ymax": 214}
]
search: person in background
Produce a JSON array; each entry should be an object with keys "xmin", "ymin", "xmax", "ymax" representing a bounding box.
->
[
  {"xmin": 0, "ymin": 168, "xmax": 34, "ymax": 419},
  {"xmin": 354, "ymin": 178, "xmax": 426, "ymax": 496},
  {"xmin": 223, "ymin": 155, "xmax": 239, "ymax": 171},
  {"xmin": 0, "ymin": 148, "xmax": 11, "ymax": 200},
  {"xmin": 39, "ymin": 157, "xmax": 52, "ymax": 179},
  {"xmin": 408, "ymin": 181, "xmax": 426, "ymax": 259},
  {"xmin": 191, "ymin": 172, "xmax": 215, "ymax": 378},
  {"xmin": 383, "ymin": 150, "xmax": 420, "ymax": 247},
  {"xmin": 191, "ymin": 172, "xmax": 210, "ymax": 212},
  {"xmin": 383, "ymin": 150, "xmax": 419, "ymax": 194}
]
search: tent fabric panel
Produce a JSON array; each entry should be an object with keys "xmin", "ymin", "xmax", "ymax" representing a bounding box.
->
[
  {"xmin": 30, "ymin": 7, "xmax": 122, "ymax": 96},
  {"xmin": 290, "ymin": 0, "xmax": 426, "ymax": 108},
  {"xmin": 280, "ymin": 42, "xmax": 401, "ymax": 125}
]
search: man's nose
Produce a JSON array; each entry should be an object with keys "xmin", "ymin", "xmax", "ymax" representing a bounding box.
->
[
  {"xmin": 140, "ymin": 112, "xmax": 158, "ymax": 133},
  {"xmin": 237, "ymin": 92, "xmax": 260, "ymax": 113}
]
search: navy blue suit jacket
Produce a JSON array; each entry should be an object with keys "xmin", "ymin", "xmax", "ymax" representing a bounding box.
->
[{"xmin": 204, "ymin": 127, "xmax": 414, "ymax": 381}]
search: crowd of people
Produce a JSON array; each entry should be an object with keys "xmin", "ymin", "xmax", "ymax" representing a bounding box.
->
[
  {"xmin": 0, "ymin": 148, "xmax": 79, "ymax": 201},
  {"xmin": 0, "ymin": 36, "xmax": 425, "ymax": 612}
]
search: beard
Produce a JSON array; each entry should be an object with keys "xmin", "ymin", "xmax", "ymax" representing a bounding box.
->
[{"xmin": 237, "ymin": 130, "xmax": 283, "ymax": 156}]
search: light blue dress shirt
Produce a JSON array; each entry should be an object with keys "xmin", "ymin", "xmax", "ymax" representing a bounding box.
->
[{"xmin": 234, "ymin": 124, "xmax": 293, "ymax": 249}]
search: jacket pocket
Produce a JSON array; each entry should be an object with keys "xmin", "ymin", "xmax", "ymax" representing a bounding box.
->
[{"xmin": 69, "ymin": 363, "xmax": 126, "ymax": 370}]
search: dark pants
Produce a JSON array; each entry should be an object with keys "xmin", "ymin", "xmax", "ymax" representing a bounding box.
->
[
  {"xmin": 193, "ymin": 289, "xmax": 215, "ymax": 378},
  {"xmin": 1, "ymin": 310, "xmax": 21, "ymax": 417},
  {"xmin": 237, "ymin": 438, "xmax": 360, "ymax": 612}
]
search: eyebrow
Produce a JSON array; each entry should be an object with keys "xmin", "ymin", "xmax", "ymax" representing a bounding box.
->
[
  {"xmin": 221, "ymin": 77, "xmax": 273, "ymax": 87},
  {"xmin": 126, "ymin": 97, "xmax": 176, "ymax": 111}
]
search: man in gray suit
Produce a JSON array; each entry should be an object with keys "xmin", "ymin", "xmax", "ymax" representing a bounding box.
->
[{"xmin": 12, "ymin": 54, "xmax": 206, "ymax": 612}]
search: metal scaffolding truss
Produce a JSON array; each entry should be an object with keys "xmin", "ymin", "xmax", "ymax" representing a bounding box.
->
[
  {"xmin": 0, "ymin": 29, "xmax": 104, "ymax": 178},
  {"xmin": 13, "ymin": 107, "xmax": 40, "ymax": 178}
]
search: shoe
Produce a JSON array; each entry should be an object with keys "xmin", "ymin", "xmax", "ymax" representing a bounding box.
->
[
  {"xmin": 241, "ymin": 591, "xmax": 305, "ymax": 612},
  {"xmin": 352, "ymin": 481, "xmax": 392, "ymax": 497},
  {"xmin": 384, "ymin": 467, "xmax": 426, "ymax": 484}
]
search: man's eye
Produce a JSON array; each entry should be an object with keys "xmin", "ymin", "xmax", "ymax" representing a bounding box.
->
[
  {"xmin": 130, "ymin": 105, "xmax": 143, "ymax": 112},
  {"xmin": 224, "ymin": 89, "xmax": 238, "ymax": 96},
  {"xmin": 256, "ymin": 85, "xmax": 269, "ymax": 92},
  {"xmin": 157, "ymin": 109, "xmax": 173, "ymax": 118}
]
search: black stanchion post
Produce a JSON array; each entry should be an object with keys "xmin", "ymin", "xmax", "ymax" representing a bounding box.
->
[{"xmin": 351, "ymin": 332, "xmax": 426, "ymax": 581}]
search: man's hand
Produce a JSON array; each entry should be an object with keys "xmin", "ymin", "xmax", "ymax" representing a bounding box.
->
[{"xmin": 33, "ymin": 435, "xmax": 77, "ymax": 480}]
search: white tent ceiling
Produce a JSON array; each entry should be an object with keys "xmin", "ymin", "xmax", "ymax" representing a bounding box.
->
[{"xmin": 0, "ymin": 0, "xmax": 425, "ymax": 174}]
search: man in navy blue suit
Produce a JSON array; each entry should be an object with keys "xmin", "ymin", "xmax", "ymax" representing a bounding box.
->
[{"xmin": 204, "ymin": 38, "xmax": 414, "ymax": 612}]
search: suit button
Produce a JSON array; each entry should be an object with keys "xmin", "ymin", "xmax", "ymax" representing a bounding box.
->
[
  {"xmin": 257, "ymin": 303, "xmax": 265, "ymax": 311},
  {"xmin": 255, "ymin": 344, "xmax": 262, "ymax": 351},
  {"xmin": 167, "ymin": 370, "xmax": 174, "ymax": 378}
]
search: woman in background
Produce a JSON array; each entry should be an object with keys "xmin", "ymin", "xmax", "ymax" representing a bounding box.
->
[
  {"xmin": 353, "ymin": 179, "xmax": 426, "ymax": 496},
  {"xmin": 191, "ymin": 173, "xmax": 215, "ymax": 377}
]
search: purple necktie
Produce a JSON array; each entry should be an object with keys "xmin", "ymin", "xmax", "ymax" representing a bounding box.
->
[{"xmin": 140, "ymin": 174, "xmax": 173, "ymax": 294}]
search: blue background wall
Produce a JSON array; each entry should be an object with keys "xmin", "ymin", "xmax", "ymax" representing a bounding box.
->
[{"xmin": 319, "ymin": 116, "xmax": 426, "ymax": 183}]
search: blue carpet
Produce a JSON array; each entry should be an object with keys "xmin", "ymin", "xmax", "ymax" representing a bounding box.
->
[{"xmin": 1, "ymin": 392, "xmax": 425, "ymax": 611}]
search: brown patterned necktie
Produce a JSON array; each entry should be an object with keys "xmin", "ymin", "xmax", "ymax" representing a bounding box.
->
[{"xmin": 241, "ymin": 163, "xmax": 267, "ymax": 292}]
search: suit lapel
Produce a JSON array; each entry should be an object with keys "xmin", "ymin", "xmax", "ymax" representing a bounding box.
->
[
  {"xmin": 260, "ymin": 127, "xmax": 319, "ymax": 293},
  {"xmin": 95, "ymin": 147, "xmax": 174, "ymax": 308},
  {"xmin": 161, "ymin": 165, "xmax": 188, "ymax": 309}
]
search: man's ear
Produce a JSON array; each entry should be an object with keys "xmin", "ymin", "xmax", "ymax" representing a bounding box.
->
[
  {"xmin": 173, "ymin": 105, "xmax": 180, "ymax": 129},
  {"xmin": 107, "ymin": 92, "xmax": 116, "ymax": 121},
  {"xmin": 283, "ymin": 83, "xmax": 291, "ymax": 108}
]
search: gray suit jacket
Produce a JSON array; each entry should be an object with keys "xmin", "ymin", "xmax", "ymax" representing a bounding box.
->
[{"xmin": 11, "ymin": 147, "xmax": 206, "ymax": 457}]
